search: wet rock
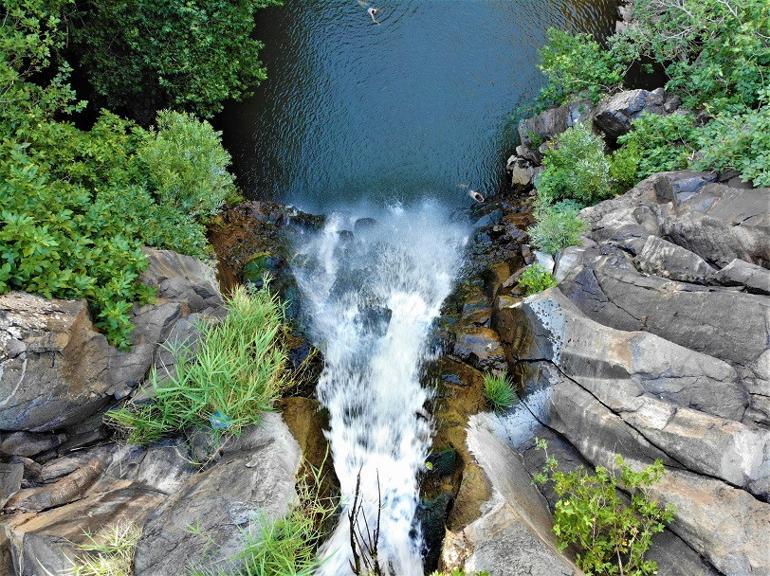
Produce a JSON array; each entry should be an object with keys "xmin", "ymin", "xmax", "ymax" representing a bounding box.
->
[
  {"xmin": 635, "ymin": 235, "xmax": 717, "ymax": 284},
  {"xmin": 452, "ymin": 327, "xmax": 507, "ymax": 373},
  {"xmin": 715, "ymin": 258, "xmax": 770, "ymax": 295},
  {"xmin": 440, "ymin": 414, "xmax": 580, "ymax": 576},
  {"xmin": 133, "ymin": 413, "xmax": 301, "ymax": 576},
  {"xmin": 353, "ymin": 217, "xmax": 378, "ymax": 234},
  {"xmin": 593, "ymin": 88, "xmax": 667, "ymax": 139},
  {"xmin": 418, "ymin": 492, "xmax": 453, "ymax": 573},
  {"xmin": 242, "ymin": 251, "xmax": 285, "ymax": 290},
  {"xmin": 357, "ymin": 304, "xmax": 392, "ymax": 337}
]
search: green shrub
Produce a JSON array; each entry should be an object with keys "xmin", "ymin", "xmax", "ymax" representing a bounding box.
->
[
  {"xmin": 483, "ymin": 373, "xmax": 517, "ymax": 411},
  {"xmin": 139, "ymin": 110, "xmax": 236, "ymax": 218},
  {"xmin": 612, "ymin": 0, "xmax": 770, "ymax": 113},
  {"xmin": 609, "ymin": 141, "xmax": 642, "ymax": 194},
  {"xmin": 530, "ymin": 201, "xmax": 585, "ymax": 256},
  {"xmin": 0, "ymin": 2, "xmax": 239, "ymax": 347},
  {"xmin": 534, "ymin": 440, "xmax": 675, "ymax": 576},
  {"xmin": 108, "ymin": 286, "xmax": 285, "ymax": 444},
  {"xmin": 537, "ymin": 124, "xmax": 612, "ymax": 206},
  {"xmin": 615, "ymin": 113, "xmax": 698, "ymax": 181},
  {"xmin": 518, "ymin": 264, "xmax": 558, "ymax": 296},
  {"xmin": 537, "ymin": 28, "xmax": 626, "ymax": 107},
  {"xmin": 74, "ymin": 0, "xmax": 281, "ymax": 120},
  {"xmin": 695, "ymin": 104, "xmax": 770, "ymax": 186}
]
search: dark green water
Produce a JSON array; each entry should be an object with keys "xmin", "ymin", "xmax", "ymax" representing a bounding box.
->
[{"xmin": 219, "ymin": 0, "xmax": 618, "ymax": 210}]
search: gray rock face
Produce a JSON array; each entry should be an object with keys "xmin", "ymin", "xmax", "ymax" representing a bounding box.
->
[
  {"xmin": 716, "ymin": 258, "xmax": 770, "ymax": 294},
  {"xmin": 491, "ymin": 169, "xmax": 770, "ymax": 576},
  {"xmin": 636, "ymin": 235, "xmax": 717, "ymax": 284},
  {"xmin": 133, "ymin": 413, "xmax": 301, "ymax": 576},
  {"xmin": 0, "ymin": 249, "xmax": 223, "ymax": 433},
  {"xmin": 593, "ymin": 88, "xmax": 667, "ymax": 139},
  {"xmin": 440, "ymin": 414, "xmax": 581, "ymax": 576}
]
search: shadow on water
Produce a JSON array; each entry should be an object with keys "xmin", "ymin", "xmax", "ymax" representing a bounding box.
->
[{"xmin": 218, "ymin": 0, "xmax": 618, "ymax": 211}]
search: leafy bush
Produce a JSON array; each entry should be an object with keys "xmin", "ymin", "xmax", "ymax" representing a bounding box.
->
[
  {"xmin": 69, "ymin": 522, "xmax": 141, "ymax": 576},
  {"xmin": 695, "ymin": 104, "xmax": 770, "ymax": 186},
  {"xmin": 538, "ymin": 29, "xmax": 626, "ymax": 107},
  {"xmin": 615, "ymin": 113, "xmax": 697, "ymax": 181},
  {"xmin": 537, "ymin": 124, "xmax": 612, "ymax": 206},
  {"xmin": 108, "ymin": 286, "xmax": 285, "ymax": 444},
  {"xmin": 139, "ymin": 110, "xmax": 236, "ymax": 217},
  {"xmin": 518, "ymin": 263, "xmax": 558, "ymax": 295},
  {"xmin": 608, "ymin": 142, "xmax": 642, "ymax": 194},
  {"xmin": 74, "ymin": 0, "xmax": 281, "ymax": 120},
  {"xmin": 534, "ymin": 440, "xmax": 675, "ymax": 576},
  {"xmin": 612, "ymin": 0, "xmax": 770, "ymax": 113},
  {"xmin": 530, "ymin": 201, "xmax": 585, "ymax": 256},
  {"xmin": 0, "ymin": 2, "xmax": 238, "ymax": 347},
  {"xmin": 483, "ymin": 373, "xmax": 517, "ymax": 411}
]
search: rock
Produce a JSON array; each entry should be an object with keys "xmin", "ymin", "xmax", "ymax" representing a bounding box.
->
[
  {"xmin": 4, "ymin": 455, "xmax": 106, "ymax": 513},
  {"xmin": 662, "ymin": 183, "xmax": 770, "ymax": 268},
  {"xmin": 518, "ymin": 101, "xmax": 593, "ymax": 163},
  {"xmin": 418, "ymin": 492, "xmax": 454, "ymax": 573},
  {"xmin": 439, "ymin": 414, "xmax": 580, "ymax": 576},
  {"xmin": 353, "ymin": 217, "xmax": 378, "ymax": 234},
  {"xmin": 133, "ymin": 413, "xmax": 301, "ymax": 576},
  {"xmin": 506, "ymin": 156, "xmax": 536, "ymax": 188},
  {"xmin": 140, "ymin": 248, "xmax": 223, "ymax": 312},
  {"xmin": 0, "ymin": 249, "xmax": 223, "ymax": 433},
  {"xmin": 716, "ymin": 258, "xmax": 770, "ymax": 294},
  {"xmin": 635, "ymin": 236, "xmax": 717, "ymax": 284},
  {"xmin": 503, "ymin": 289, "xmax": 748, "ymax": 422},
  {"xmin": 560, "ymin": 255, "xmax": 769, "ymax": 370},
  {"xmin": 534, "ymin": 251, "xmax": 555, "ymax": 273},
  {"xmin": 0, "ymin": 293, "xmax": 115, "ymax": 432},
  {"xmin": 0, "ymin": 463, "xmax": 23, "ymax": 508},
  {"xmin": 451, "ymin": 327, "xmax": 507, "ymax": 373},
  {"xmin": 242, "ymin": 251, "xmax": 285, "ymax": 291},
  {"xmin": 0, "ymin": 432, "xmax": 65, "ymax": 458},
  {"xmin": 593, "ymin": 88, "xmax": 667, "ymax": 139},
  {"xmin": 3, "ymin": 484, "xmax": 164, "ymax": 576}
]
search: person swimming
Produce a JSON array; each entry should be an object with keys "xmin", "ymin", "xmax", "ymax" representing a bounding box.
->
[
  {"xmin": 367, "ymin": 6, "xmax": 380, "ymax": 24},
  {"xmin": 468, "ymin": 189, "xmax": 485, "ymax": 204}
]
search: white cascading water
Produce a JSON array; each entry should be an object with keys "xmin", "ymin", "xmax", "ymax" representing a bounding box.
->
[{"xmin": 292, "ymin": 200, "xmax": 468, "ymax": 576}]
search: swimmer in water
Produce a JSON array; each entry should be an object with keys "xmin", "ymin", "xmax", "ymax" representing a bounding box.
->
[
  {"xmin": 468, "ymin": 190, "xmax": 485, "ymax": 204},
  {"xmin": 367, "ymin": 6, "xmax": 380, "ymax": 23}
]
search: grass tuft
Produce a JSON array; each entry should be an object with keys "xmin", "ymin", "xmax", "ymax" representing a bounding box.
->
[
  {"xmin": 68, "ymin": 522, "xmax": 141, "ymax": 576},
  {"xmin": 483, "ymin": 373, "xmax": 517, "ymax": 411},
  {"xmin": 107, "ymin": 285, "xmax": 285, "ymax": 444}
]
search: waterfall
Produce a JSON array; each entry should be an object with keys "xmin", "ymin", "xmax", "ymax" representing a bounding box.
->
[{"xmin": 292, "ymin": 200, "xmax": 468, "ymax": 575}]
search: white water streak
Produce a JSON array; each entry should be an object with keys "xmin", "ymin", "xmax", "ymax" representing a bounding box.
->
[{"xmin": 293, "ymin": 200, "xmax": 467, "ymax": 576}]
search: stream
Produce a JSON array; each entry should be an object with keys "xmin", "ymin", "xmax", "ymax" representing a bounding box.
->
[{"xmin": 218, "ymin": 1, "xmax": 618, "ymax": 573}]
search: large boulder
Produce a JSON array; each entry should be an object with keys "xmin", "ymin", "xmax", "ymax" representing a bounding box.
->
[
  {"xmin": 440, "ymin": 414, "xmax": 581, "ymax": 576},
  {"xmin": 0, "ymin": 249, "xmax": 223, "ymax": 433},
  {"xmin": 133, "ymin": 413, "xmax": 301, "ymax": 576},
  {"xmin": 592, "ymin": 88, "xmax": 668, "ymax": 139}
]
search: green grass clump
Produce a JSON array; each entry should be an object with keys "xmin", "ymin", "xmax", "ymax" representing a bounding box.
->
[
  {"xmin": 69, "ymin": 522, "xmax": 141, "ymax": 576},
  {"xmin": 483, "ymin": 373, "xmax": 517, "ymax": 411},
  {"xmin": 108, "ymin": 286, "xmax": 285, "ymax": 444}
]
